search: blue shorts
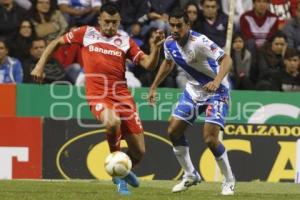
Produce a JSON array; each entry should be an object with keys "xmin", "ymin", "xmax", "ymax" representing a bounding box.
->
[{"xmin": 172, "ymin": 90, "xmax": 229, "ymax": 129}]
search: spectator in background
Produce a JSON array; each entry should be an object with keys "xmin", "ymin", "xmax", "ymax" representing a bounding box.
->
[
  {"xmin": 255, "ymin": 31, "xmax": 287, "ymax": 90},
  {"xmin": 0, "ymin": 0, "xmax": 28, "ymax": 39},
  {"xmin": 133, "ymin": 28, "xmax": 176, "ymax": 87},
  {"xmin": 9, "ymin": 19, "xmax": 36, "ymax": 64},
  {"xmin": 146, "ymin": 0, "xmax": 179, "ymax": 34},
  {"xmin": 184, "ymin": 1, "xmax": 202, "ymax": 32},
  {"xmin": 0, "ymin": 38, "xmax": 23, "ymax": 84},
  {"xmin": 30, "ymin": 0, "xmax": 68, "ymax": 40},
  {"xmin": 269, "ymin": 0, "xmax": 298, "ymax": 29},
  {"xmin": 280, "ymin": 48, "xmax": 300, "ymax": 91},
  {"xmin": 14, "ymin": 0, "xmax": 32, "ymax": 10},
  {"xmin": 282, "ymin": 2, "xmax": 300, "ymax": 53},
  {"xmin": 230, "ymin": 32, "xmax": 254, "ymax": 90},
  {"xmin": 58, "ymin": 0, "xmax": 101, "ymax": 26},
  {"xmin": 118, "ymin": 0, "xmax": 150, "ymax": 33},
  {"xmin": 221, "ymin": 0, "xmax": 253, "ymax": 31},
  {"xmin": 129, "ymin": 22, "xmax": 144, "ymax": 47},
  {"xmin": 198, "ymin": 0, "xmax": 228, "ymax": 48},
  {"xmin": 53, "ymin": 42, "xmax": 82, "ymax": 84},
  {"xmin": 179, "ymin": 0, "xmax": 192, "ymax": 8},
  {"xmin": 23, "ymin": 38, "xmax": 67, "ymax": 83},
  {"xmin": 240, "ymin": 0, "xmax": 279, "ymax": 53}
]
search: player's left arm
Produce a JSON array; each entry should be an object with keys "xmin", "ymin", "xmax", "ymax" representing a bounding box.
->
[
  {"xmin": 203, "ymin": 54, "xmax": 232, "ymax": 92},
  {"xmin": 138, "ymin": 30, "xmax": 165, "ymax": 70}
]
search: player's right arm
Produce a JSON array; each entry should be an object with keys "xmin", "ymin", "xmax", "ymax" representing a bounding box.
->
[
  {"xmin": 148, "ymin": 59, "xmax": 174, "ymax": 106},
  {"xmin": 31, "ymin": 37, "xmax": 66, "ymax": 83}
]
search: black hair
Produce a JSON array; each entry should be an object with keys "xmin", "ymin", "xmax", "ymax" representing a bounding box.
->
[
  {"xmin": 30, "ymin": 0, "xmax": 56, "ymax": 23},
  {"xmin": 200, "ymin": 0, "xmax": 220, "ymax": 5},
  {"xmin": 30, "ymin": 37, "xmax": 46, "ymax": 49},
  {"xmin": 100, "ymin": 2, "xmax": 120, "ymax": 15},
  {"xmin": 0, "ymin": 37, "xmax": 9, "ymax": 50},
  {"xmin": 284, "ymin": 48, "xmax": 299, "ymax": 60},
  {"xmin": 184, "ymin": 1, "xmax": 200, "ymax": 16},
  {"xmin": 169, "ymin": 7, "xmax": 190, "ymax": 24},
  {"xmin": 231, "ymin": 32, "xmax": 246, "ymax": 55},
  {"xmin": 18, "ymin": 19, "xmax": 37, "ymax": 39},
  {"xmin": 269, "ymin": 31, "xmax": 287, "ymax": 44}
]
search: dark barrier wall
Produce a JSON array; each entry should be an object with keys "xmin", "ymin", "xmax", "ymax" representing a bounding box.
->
[{"xmin": 43, "ymin": 119, "xmax": 300, "ymax": 182}]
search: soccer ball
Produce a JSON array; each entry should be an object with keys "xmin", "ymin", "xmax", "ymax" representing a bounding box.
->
[{"xmin": 104, "ymin": 151, "xmax": 132, "ymax": 178}]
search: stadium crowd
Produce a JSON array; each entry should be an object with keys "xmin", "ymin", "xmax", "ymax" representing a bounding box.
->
[{"xmin": 0, "ymin": 0, "xmax": 299, "ymax": 91}]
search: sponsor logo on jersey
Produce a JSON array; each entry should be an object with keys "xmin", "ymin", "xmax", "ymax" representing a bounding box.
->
[
  {"xmin": 67, "ymin": 32, "xmax": 74, "ymax": 40},
  {"xmin": 88, "ymin": 45, "xmax": 122, "ymax": 57},
  {"xmin": 210, "ymin": 43, "xmax": 218, "ymax": 52},
  {"xmin": 114, "ymin": 38, "xmax": 122, "ymax": 46},
  {"xmin": 95, "ymin": 103, "xmax": 104, "ymax": 112}
]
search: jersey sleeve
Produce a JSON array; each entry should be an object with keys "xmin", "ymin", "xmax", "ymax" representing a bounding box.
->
[
  {"xmin": 163, "ymin": 41, "xmax": 172, "ymax": 61},
  {"xmin": 13, "ymin": 59, "xmax": 23, "ymax": 83},
  {"xmin": 92, "ymin": 0, "xmax": 102, "ymax": 7},
  {"xmin": 63, "ymin": 26, "xmax": 87, "ymax": 45},
  {"xmin": 57, "ymin": 0, "xmax": 69, "ymax": 5},
  {"xmin": 199, "ymin": 35, "xmax": 225, "ymax": 61},
  {"xmin": 127, "ymin": 38, "xmax": 145, "ymax": 64}
]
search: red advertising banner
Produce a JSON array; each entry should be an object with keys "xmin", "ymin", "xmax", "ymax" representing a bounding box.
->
[
  {"xmin": 0, "ymin": 84, "xmax": 16, "ymax": 117},
  {"xmin": 0, "ymin": 117, "xmax": 42, "ymax": 179}
]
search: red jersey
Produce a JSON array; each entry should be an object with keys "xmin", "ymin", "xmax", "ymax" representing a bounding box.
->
[{"xmin": 63, "ymin": 26, "xmax": 144, "ymax": 99}]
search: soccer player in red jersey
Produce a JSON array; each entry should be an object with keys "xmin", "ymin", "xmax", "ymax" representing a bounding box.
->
[{"xmin": 31, "ymin": 2, "xmax": 164, "ymax": 195}]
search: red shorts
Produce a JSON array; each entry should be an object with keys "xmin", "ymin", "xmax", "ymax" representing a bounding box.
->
[{"xmin": 89, "ymin": 97, "xmax": 143, "ymax": 136}]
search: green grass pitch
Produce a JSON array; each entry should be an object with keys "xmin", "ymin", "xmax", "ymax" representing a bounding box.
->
[{"xmin": 0, "ymin": 180, "xmax": 300, "ymax": 200}]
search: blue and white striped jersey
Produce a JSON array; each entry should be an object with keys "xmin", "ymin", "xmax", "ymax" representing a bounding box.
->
[
  {"xmin": 164, "ymin": 30, "xmax": 230, "ymax": 102},
  {"xmin": 57, "ymin": 0, "xmax": 101, "ymax": 8}
]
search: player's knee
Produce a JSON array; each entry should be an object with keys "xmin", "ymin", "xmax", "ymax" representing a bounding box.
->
[
  {"xmin": 203, "ymin": 134, "xmax": 218, "ymax": 149},
  {"xmin": 105, "ymin": 118, "xmax": 121, "ymax": 134},
  {"xmin": 167, "ymin": 125, "xmax": 180, "ymax": 138}
]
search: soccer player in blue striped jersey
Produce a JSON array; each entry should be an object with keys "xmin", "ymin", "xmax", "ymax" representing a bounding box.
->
[{"xmin": 148, "ymin": 8, "xmax": 235, "ymax": 195}]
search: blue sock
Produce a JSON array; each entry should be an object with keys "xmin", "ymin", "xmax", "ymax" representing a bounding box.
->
[
  {"xmin": 170, "ymin": 134, "xmax": 188, "ymax": 146},
  {"xmin": 210, "ymin": 143, "xmax": 225, "ymax": 158}
]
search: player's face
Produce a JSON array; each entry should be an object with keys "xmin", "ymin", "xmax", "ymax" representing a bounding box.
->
[
  {"xmin": 169, "ymin": 17, "xmax": 189, "ymax": 41},
  {"xmin": 99, "ymin": 11, "xmax": 121, "ymax": 37}
]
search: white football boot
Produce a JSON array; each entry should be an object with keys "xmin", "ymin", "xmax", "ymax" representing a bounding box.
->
[
  {"xmin": 172, "ymin": 170, "xmax": 201, "ymax": 193},
  {"xmin": 221, "ymin": 177, "xmax": 235, "ymax": 195}
]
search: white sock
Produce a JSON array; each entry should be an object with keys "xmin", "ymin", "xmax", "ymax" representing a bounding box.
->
[
  {"xmin": 173, "ymin": 146, "xmax": 195, "ymax": 176},
  {"xmin": 216, "ymin": 151, "xmax": 234, "ymax": 181}
]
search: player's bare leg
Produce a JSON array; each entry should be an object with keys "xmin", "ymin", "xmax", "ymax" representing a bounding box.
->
[
  {"xmin": 203, "ymin": 123, "xmax": 235, "ymax": 195},
  {"xmin": 168, "ymin": 117, "xmax": 201, "ymax": 193},
  {"xmin": 122, "ymin": 133, "xmax": 146, "ymax": 187},
  {"xmin": 124, "ymin": 133, "xmax": 145, "ymax": 167},
  {"xmin": 99, "ymin": 108, "xmax": 130, "ymax": 195},
  {"xmin": 100, "ymin": 108, "xmax": 122, "ymax": 152}
]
